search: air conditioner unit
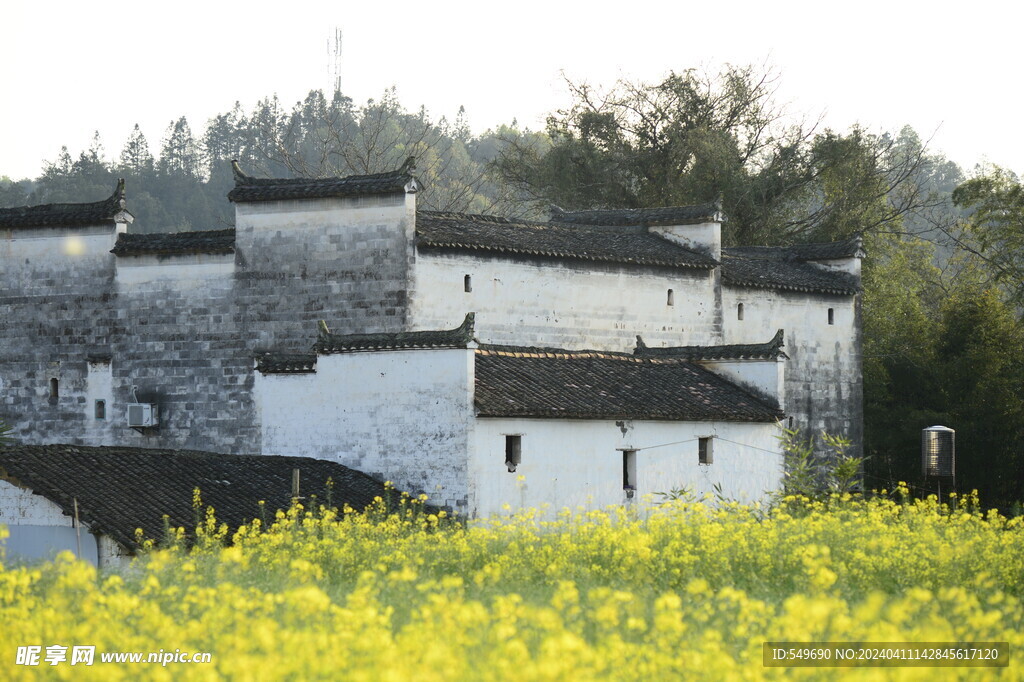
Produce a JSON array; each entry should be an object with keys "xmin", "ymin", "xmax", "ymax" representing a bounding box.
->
[{"xmin": 127, "ymin": 403, "xmax": 159, "ymax": 428}]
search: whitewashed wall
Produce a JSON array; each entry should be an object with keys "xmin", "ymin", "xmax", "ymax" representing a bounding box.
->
[
  {"xmin": 114, "ymin": 253, "xmax": 235, "ymax": 286},
  {"xmin": 409, "ymin": 252, "xmax": 721, "ymax": 352},
  {"xmin": 722, "ymin": 286, "xmax": 861, "ymax": 447},
  {"xmin": 0, "ymin": 479, "xmax": 99, "ymax": 565},
  {"xmin": 84, "ymin": 359, "xmax": 113, "ymax": 442},
  {"xmin": 469, "ymin": 418, "xmax": 782, "ymax": 518},
  {"xmin": 256, "ymin": 348, "xmax": 475, "ymax": 510}
]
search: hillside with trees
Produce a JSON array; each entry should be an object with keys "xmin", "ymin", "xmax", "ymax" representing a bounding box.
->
[{"xmin": 1, "ymin": 68, "xmax": 1021, "ymax": 510}]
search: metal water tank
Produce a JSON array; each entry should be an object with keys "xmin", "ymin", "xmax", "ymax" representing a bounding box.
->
[{"xmin": 921, "ymin": 426, "xmax": 955, "ymax": 478}]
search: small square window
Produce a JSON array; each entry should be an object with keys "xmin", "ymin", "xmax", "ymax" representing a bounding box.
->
[
  {"xmin": 698, "ymin": 437, "xmax": 714, "ymax": 465},
  {"xmin": 505, "ymin": 435, "xmax": 521, "ymax": 472},
  {"xmin": 94, "ymin": 399, "xmax": 106, "ymax": 420}
]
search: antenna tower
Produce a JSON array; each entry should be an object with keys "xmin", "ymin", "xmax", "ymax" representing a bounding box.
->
[{"xmin": 327, "ymin": 28, "xmax": 343, "ymax": 95}]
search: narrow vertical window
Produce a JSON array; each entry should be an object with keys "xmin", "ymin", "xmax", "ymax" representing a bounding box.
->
[
  {"xmin": 667, "ymin": 289, "xmax": 674, "ymax": 306},
  {"xmin": 504, "ymin": 435, "xmax": 521, "ymax": 472},
  {"xmin": 464, "ymin": 274, "xmax": 472, "ymax": 293},
  {"xmin": 49, "ymin": 378, "xmax": 59, "ymax": 399},
  {"xmin": 95, "ymin": 399, "xmax": 106, "ymax": 420},
  {"xmin": 828, "ymin": 308, "xmax": 835, "ymax": 325},
  {"xmin": 622, "ymin": 450, "xmax": 637, "ymax": 492},
  {"xmin": 698, "ymin": 437, "xmax": 714, "ymax": 465},
  {"xmin": 737, "ymin": 302, "xmax": 744, "ymax": 320},
  {"xmin": 788, "ymin": 416, "xmax": 794, "ymax": 429}
]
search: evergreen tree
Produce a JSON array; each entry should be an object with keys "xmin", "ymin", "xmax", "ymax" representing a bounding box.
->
[
  {"xmin": 158, "ymin": 117, "xmax": 202, "ymax": 179},
  {"xmin": 119, "ymin": 124, "xmax": 155, "ymax": 175}
]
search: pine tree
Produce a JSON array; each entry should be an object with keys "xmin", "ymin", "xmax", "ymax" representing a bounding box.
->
[
  {"xmin": 158, "ymin": 117, "xmax": 201, "ymax": 179},
  {"xmin": 119, "ymin": 124, "xmax": 155, "ymax": 174}
]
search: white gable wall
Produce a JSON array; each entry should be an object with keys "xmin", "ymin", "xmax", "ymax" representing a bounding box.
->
[
  {"xmin": 469, "ymin": 418, "xmax": 781, "ymax": 517},
  {"xmin": 410, "ymin": 251, "xmax": 721, "ymax": 351},
  {"xmin": 255, "ymin": 348, "xmax": 475, "ymax": 511},
  {"xmin": 723, "ymin": 286, "xmax": 861, "ymax": 442}
]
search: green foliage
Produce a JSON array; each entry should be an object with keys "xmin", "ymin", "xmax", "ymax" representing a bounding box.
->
[
  {"xmin": 953, "ymin": 165, "xmax": 1024, "ymax": 302},
  {"xmin": 494, "ymin": 65, "xmax": 928, "ymax": 245},
  {"xmin": 778, "ymin": 428, "xmax": 862, "ymax": 499}
]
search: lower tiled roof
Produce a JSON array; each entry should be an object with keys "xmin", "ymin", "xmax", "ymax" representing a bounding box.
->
[
  {"xmin": 316, "ymin": 313, "xmax": 476, "ymax": 354},
  {"xmin": 0, "ymin": 444, "xmax": 394, "ymax": 552},
  {"xmin": 728, "ymin": 235, "xmax": 864, "ymax": 262},
  {"xmin": 0, "ymin": 180, "xmax": 129, "ymax": 229},
  {"xmin": 634, "ymin": 330, "xmax": 787, "ymax": 361},
  {"xmin": 474, "ymin": 346, "xmax": 780, "ymax": 422},
  {"xmin": 721, "ymin": 252, "xmax": 859, "ymax": 295},
  {"xmin": 548, "ymin": 201, "xmax": 724, "ymax": 227},
  {"xmin": 417, "ymin": 211, "xmax": 718, "ymax": 270},
  {"xmin": 111, "ymin": 229, "xmax": 236, "ymax": 256}
]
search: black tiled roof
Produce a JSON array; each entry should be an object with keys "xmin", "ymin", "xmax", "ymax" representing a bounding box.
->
[
  {"xmin": 416, "ymin": 211, "xmax": 718, "ymax": 270},
  {"xmin": 721, "ymin": 252, "xmax": 860, "ymax": 295},
  {"xmin": 255, "ymin": 352, "xmax": 318, "ymax": 374},
  {"xmin": 0, "ymin": 444, "xmax": 395, "ymax": 551},
  {"xmin": 111, "ymin": 229, "xmax": 236, "ymax": 256},
  {"xmin": 316, "ymin": 313, "xmax": 476, "ymax": 354},
  {"xmin": 0, "ymin": 180, "xmax": 129, "ymax": 229},
  {"xmin": 474, "ymin": 346, "xmax": 780, "ymax": 422},
  {"xmin": 227, "ymin": 158, "xmax": 418, "ymax": 203},
  {"xmin": 634, "ymin": 329, "xmax": 787, "ymax": 360},
  {"xmin": 726, "ymin": 234, "xmax": 864, "ymax": 262},
  {"xmin": 549, "ymin": 201, "xmax": 724, "ymax": 227}
]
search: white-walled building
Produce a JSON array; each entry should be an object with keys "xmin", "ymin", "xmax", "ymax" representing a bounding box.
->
[{"xmin": 0, "ymin": 158, "xmax": 863, "ymax": 527}]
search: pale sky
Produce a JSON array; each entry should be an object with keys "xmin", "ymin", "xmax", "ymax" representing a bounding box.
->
[{"xmin": 2, "ymin": 0, "xmax": 1021, "ymax": 181}]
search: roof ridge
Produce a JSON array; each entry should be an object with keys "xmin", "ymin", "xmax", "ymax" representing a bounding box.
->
[
  {"xmin": 228, "ymin": 159, "xmax": 418, "ymax": 203},
  {"xmin": 549, "ymin": 200, "xmax": 725, "ymax": 227},
  {"xmin": 633, "ymin": 329, "xmax": 787, "ymax": 360},
  {"xmin": 315, "ymin": 313, "xmax": 476, "ymax": 354},
  {"xmin": 0, "ymin": 179, "xmax": 128, "ymax": 229},
  {"xmin": 231, "ymin": 158, "xmax": 415, "ymax": 186}
]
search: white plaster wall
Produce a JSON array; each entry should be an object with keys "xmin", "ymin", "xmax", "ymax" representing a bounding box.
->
[
  {"xmin": 469, "ymin": 418, "xmax": 782, "ymax": 518},
  {"xmin": 649, "ymin": 221, "xmax": 721, "ymax": 260},
  {"xmin": 0, "ymin": 478, "xmax": 74, "ymax": 526},
  {"xmin": 85, "ymin": 360, "xmax": 113, "ymax": 441},
  {"xmin": 234, "ymin": 194, "xmax": 411, "ymax": 239},
  {"xmin": 256, "ymin": 348, "xmax": 475, "ymax": 510},
  {"xmin": 97, "ymin": 534, "xmax": 131, "ymax": 570},
  {"xmin": 723, "ymin": 286, "xmax": 860, "ymax": 443},
  {"xmin": 699, "ymin": 358, "xmax": 785, "ymax": 410},
  {"xmin": 410, "ymin": 252, "xmax": 720, "ymax": 352},
  {"xmin": 115, "ymin": 253, "xmax": 235, "ymax": 285},
  {"xmin": 0, "ymin": 479, "xmax": 101, "ymax": 565},
  {"xmin": 0, "ymin": 224, "xmax": 117, "ymax": 264}
]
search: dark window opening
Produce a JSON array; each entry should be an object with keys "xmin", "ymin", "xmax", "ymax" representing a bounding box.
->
[
  {"xmin": 788, "ymin": 416, "xmax": 794, "ymax": 429},
  {"xmin": 49, "ymin": 378, "xmax": 59, "ymax": 400},
  {"xmin": 699, "ymin": 437, "xmax": 714, "ymax": 465},
  {"xmin": 464, "ymin": 274, "xmax": 472, "ymax": 293},
  {"xmin": 737, "ymin": 303, "xmax": 744, "ymax": 320},
  {"xmin": 667, "ymin": 289, "xmax": 674, "ymax": 306},
  {"xmin": 828, "ymin": 308, "xmax": 835, "ymax": 325},
  {"xmin": 622, "ymin": 450, "xmax": 637, "ymax": 492},
  {"xmin": 95, "ymin": 399, "xmax": 106, "ymax": 420},
  {"xmin": 505, "ymin": 435, "xmax": 521, "ymax": 472}
]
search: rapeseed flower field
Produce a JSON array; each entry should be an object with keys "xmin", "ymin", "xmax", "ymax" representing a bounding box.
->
[{"xmin": 1, "ymin": 488, "xmax": 1021, "ymax": 680}]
